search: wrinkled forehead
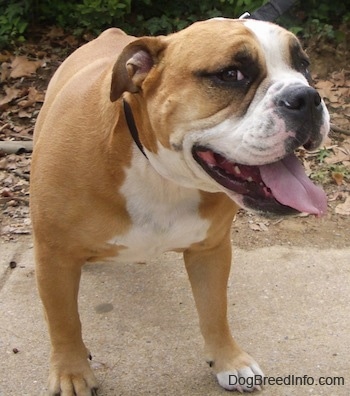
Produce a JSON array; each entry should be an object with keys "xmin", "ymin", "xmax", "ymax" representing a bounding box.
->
[
  {"xmin": 164, "ymin": 19, "xmax": 263, "ymax": 70},
  {"xmin": 242, "ymin": 18, "xmax": 304, "ymax": 73},
  {"xmin": 164, "ymin": 18, "xmax": 303, "ymax": 73}
]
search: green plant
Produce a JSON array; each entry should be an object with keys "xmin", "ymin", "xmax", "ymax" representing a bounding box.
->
[
  {"xmin": 74, "ymin": 0, "xmax": 131, "ymax": 32},
  {"xmin": 311, "ymin": 163, "xmax": 350, "ymax": 185},
  {"xmin": 0, "ymin": 0, "xmax": 348, "ymax": 48},
  {"xmin": 129, "ymin": 0, "xmax": 267, "ymax": 35},
  {"xmin": 34, "ymin": 0, "xmax": 131, "ymax": 33},
  {"xmin": 0, "ymin": 1, "xmax": 30, "ymax": 48},
  {"xmin": 284, "ymin": 0, "xmax": 350, "ymax": 43},
  {"xmin": 330, "ymin": 164, "xmax": 350, "ymax": 180},
  {"xmin": 316, "ymin": 147, "xmax": 332, "ymax": 163},
  {"xmin": 0, "ymin": 0, "xmax": 131, "ymax": 48}
]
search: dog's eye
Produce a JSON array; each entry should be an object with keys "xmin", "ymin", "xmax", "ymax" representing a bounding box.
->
[
  {"xmin": 298, "ymin": 58, "xmax": 312, "ymax": 82},
  {"xmin": 196, "ymin": 66, "xmax": 250, "ymax": 89},
  {"xmin": 300, "ymin": 59, "xmax": 310, "ymax": 72},
  {"xmin": 216, "ymin": 69, "xmax": 245, "ymax": 82}
]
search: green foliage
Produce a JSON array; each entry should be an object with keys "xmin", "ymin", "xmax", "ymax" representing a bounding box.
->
[
  {"xmin": 302, "ymin": 0, "xmax": 349, "ymax": 24},
  {"xmin": 129, "ymin": 0, "xmax": 268, "ymax": 35},
  {"xmin": 316, "ymin": 148, "xmax": 332, "ymax": 164},
  {"xmin": 0, "ymin": 1, "xmax": 29, "ymax": 47},
  {"xmin": 285, "ymin": 0, "xmax": 350, "ymax": 43},
  {"xmin": 70, "ymin": 0, "xmax": 131, "ymax": 33},
  {"xmin": 310, "ymin": 148, "xmax": 350, "ymax": 185},
  {"xmin": 311, "ymin": 163, "xmax": 350, "ymax": 185},
  {"xmin": 0, "ymin": 0, "xmax": 348, "ymax": 49},
  {"xmin": 0, "ymin": 0, "xmax": 131, "ymax": 48}
]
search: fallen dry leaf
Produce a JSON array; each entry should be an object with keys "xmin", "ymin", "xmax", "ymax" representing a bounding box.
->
[
  {"xmin": 315, "ymin": 80, "xmax": 334, "ymax": 100},
  {"xmin": 249, "ymin": 222, "xmax": 269, "ymax": 231},
  {"xmin": 331, "ymin": 70, "xmax": 347, "ymax": 87},
  {"xmin": 0, "ymin": 86, "xmax": 22, "ymax": 108},
  {"xmin": 0, "ymin": 157, "xmax": 8, "ymax": 169},
  {"xmin": 258, "ymin": 222, "xmax": 269, "ymax": 231},
  {"xmin": 9, "ymin": 56, "xmax": 43, "ymax": 79},
  {"xmin": 332, "ymin": 172, "xmax": 344, "ymax": 186},
  {"xmin": 0, "ymin": 62, "xmax": 12, "ymax": 82},
  {"xmin": 18, "ymin": 86, "xmax": 45, "ymax": 108},
  {"xmin": 335, "ymin": 196, "xmax": 350, "ymax": 216},
  {"xmin": 344, "ymin": 106, "xmax": 350, "ymax": 117},
  {"xmin": 0, "ymin": 51, "xmax": 12, "ymax": 63},
  {"xmin": 18, "ymin": 110, "xmax": 32, "ymax": 118},
  {"xmin": 324, "ymin": 146, "xmax": 350, "ymax": 165},
  {"xmin": 46, "ymin": 26, "xmax": 65, "ymax": 39}
]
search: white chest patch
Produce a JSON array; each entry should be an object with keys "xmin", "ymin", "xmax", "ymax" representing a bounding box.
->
[{"xmin": 109, "ymin": 151, "xmax": 210, "ymax": 262}]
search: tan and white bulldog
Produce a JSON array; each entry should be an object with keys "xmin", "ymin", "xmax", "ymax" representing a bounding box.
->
[{"xmin": 30, "ymin": 18, "xmax": 329, "ymax": 395}]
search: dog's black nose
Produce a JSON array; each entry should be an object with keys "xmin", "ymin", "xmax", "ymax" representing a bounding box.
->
[
  {"xmin": 276, "ymin": 85, "xmax": 324, "ymax": 152},
  {"xmin": 278, "ymin": 85, "xmax": 322, "ymax": 115}
]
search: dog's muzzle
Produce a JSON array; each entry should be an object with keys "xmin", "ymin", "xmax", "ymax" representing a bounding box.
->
[{"xmin": 191, "ymin": 80, "xmax": 329, "ymax": 217}]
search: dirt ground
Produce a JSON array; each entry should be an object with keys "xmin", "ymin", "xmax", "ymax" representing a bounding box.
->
[
  {"xmin": 232, "ymin": 208, "xmax": 350, "ymax": 250},
  {"xmin": 1, "ymin": 25, "xmax": 349, "ymax": 250}
]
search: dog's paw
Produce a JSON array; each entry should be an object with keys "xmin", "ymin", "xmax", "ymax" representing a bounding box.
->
[
  {"xmin": 48, "ymin": 356, "xmax": 98, "ymax": 396},
  {"xmin": 216, "ymin": 363, "xmax": 264, "ymax": 392},
  {"xmin": 206, "ymin": 347, "xmax": 264, "ymax": 393}
]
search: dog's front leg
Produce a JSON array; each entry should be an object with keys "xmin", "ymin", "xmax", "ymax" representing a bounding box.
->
[
  {"xmin": 184, "ymin": 234, "xmax": 264, "ymax": 392},
  {"xmin": 35, "ymin": 246, "xmax": 98, "ymax": 396}
]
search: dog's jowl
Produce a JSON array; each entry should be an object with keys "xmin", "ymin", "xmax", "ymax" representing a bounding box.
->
[{"xmin": 30, "ymin": 18, "xmax": 329, "ymax": 395}]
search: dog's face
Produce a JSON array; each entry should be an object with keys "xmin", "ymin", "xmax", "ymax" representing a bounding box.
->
[{"xmin": 111, "ymin": 19, "xmax": 329, "ymax": 216}]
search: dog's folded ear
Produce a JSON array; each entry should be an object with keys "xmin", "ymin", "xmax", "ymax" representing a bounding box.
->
[{"xmin": 110, "ymin": 37, "xmax": 166, "ymax": 102}]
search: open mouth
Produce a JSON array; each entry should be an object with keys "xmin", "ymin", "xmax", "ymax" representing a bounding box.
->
[{"xmin": 192, "ymin": 146, "xmax": 327, "ymax": 216}]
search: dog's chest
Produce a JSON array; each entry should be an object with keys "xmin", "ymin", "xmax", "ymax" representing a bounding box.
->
[{"xmin": 109, "ymin": 156, "xmax": 210, "ymax": 262}]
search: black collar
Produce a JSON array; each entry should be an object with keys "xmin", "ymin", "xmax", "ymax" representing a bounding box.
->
[
  {"xmin": 242, "ymin": 0, "xmax": 296, "ymax": 22},
  {"xmin": 123, "ymin": 99, "xmax": 148, "ymax": 159}
]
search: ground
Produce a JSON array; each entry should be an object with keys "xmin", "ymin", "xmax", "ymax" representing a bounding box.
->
[{"xmin": 0, "ymin": 26, "xmax": 349, "ymax": 250}]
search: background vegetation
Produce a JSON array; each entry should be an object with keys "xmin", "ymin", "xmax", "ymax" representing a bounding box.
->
[{"xmin": 0, "ymin": 0, "xmax": 349, "ymax": 48}]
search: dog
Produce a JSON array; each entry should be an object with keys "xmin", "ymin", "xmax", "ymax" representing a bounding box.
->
[{"xmin": 30, "ymin": 18, "xmax": 329, "ymax": 395}]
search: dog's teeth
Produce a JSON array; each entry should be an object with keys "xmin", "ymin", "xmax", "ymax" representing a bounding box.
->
[
  {"xmin": 234, "ymin": 166, "xmax": 241, "ymax": 175},
  {"xmin": 247, "ymin": 177, "xmax": 253, "ymax": 182}
]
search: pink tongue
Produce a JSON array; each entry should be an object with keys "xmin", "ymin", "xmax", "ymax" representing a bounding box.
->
[{"xmin": 259, "ymin": 154, "xmax": 327, "ymax": 216}]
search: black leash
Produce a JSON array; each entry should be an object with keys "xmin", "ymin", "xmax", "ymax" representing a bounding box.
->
[
  {"xmin": 122, "ymin": 0, "xmax": 297, "ymax": 159},
  {"xmin": 240, "ymin": 0, "xmax": 296, "ymax": 22}
]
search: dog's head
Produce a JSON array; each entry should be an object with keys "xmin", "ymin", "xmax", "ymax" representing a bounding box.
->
[{"xmin": 110, "ymin": 18, "xmax": 329, "ymax": 216}]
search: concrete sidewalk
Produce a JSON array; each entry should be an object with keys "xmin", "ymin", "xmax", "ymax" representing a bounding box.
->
[{"xmin": 1, "ymin": 237, "xmax": 349, "ymax": 396}]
